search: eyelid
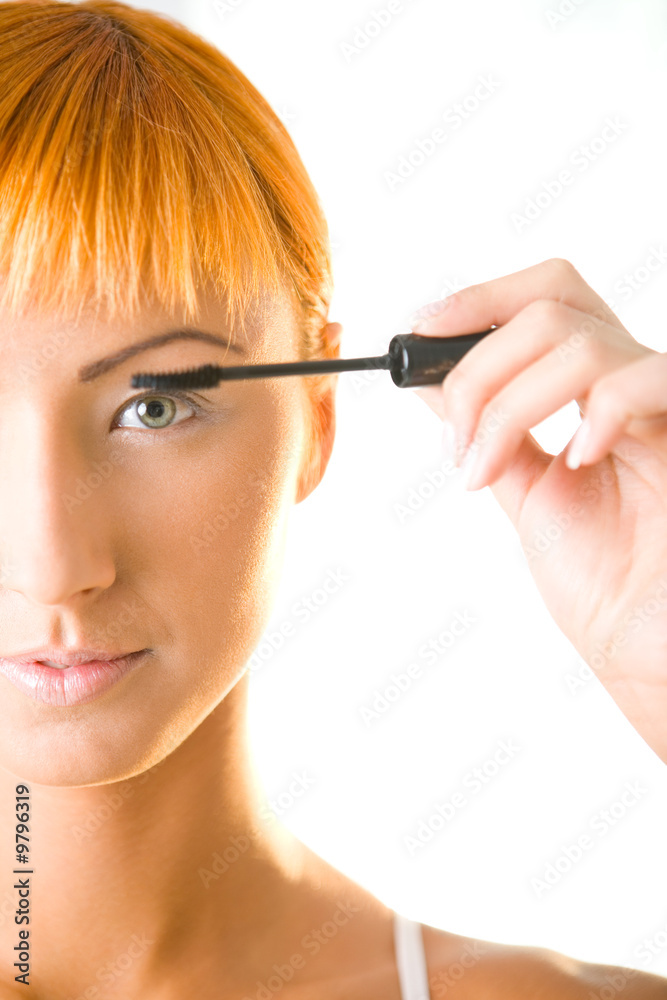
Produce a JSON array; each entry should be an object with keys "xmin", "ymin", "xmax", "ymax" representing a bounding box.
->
[{"xmin": 113, "ymin": 389, "xmax": 205, "ymax": 431}]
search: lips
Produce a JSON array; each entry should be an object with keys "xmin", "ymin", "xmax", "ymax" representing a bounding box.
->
[
  {"xmin": 2, "ymin": 648, "xmax": 143, "ymax": 667},
  {"xmin": 0, "ymin": 650, "xmax": 150, "ymax": 707}
]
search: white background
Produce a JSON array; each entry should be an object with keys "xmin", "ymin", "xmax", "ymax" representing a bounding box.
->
[{"xmin": 129, "ymin": 0, "xmax": 667, "ymax": 976}]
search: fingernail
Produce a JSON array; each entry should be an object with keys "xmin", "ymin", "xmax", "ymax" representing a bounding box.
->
[
  {"xmin": 409, "ymin": 297, "xmax": 451, "ymax": 331},
  {"xmin": 565, "ymin": 418, "xmax": 591, "ymax": 470},
  {"xmin": 441, "ymin": 419, "xmax": 457, "ymax": 463},
  {"xmin": 459, "ymin": 443, "xmax": 484, "ymax": 491}
]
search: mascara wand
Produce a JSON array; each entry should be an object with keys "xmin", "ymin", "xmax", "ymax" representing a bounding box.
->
[{"xmin": 130, "ymin": 328, "xmax": 496, "ymax": 391}]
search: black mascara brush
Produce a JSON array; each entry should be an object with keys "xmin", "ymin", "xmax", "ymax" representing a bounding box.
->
[{"xmin": 130, "ymin": 328, "xmax": 496, "ymax": 391}]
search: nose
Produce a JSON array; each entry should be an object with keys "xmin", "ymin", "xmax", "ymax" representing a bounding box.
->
[{"xmin": 0, "ymin": 414, "xmax": 117, "ymax": 605}]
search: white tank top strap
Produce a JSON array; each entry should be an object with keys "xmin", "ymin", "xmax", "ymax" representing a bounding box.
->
[{"xmin": 393, "ymin": 911, "xmax": 431, "ymax": 1000}]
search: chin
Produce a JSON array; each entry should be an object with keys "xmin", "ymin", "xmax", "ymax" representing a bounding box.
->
[
  {"xmin": 0, "ymin": 695, "xmax": 183, "ymax": 787},
  {"xmin": 0, "ymin": 738, "xmax": 165, "ymax": 788}
]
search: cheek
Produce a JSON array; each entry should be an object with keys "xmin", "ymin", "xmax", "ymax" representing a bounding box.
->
[
  {"xmin": 140, "ymin": 387, "xmax": 303, "ymax": 652},
  {"xmin": 116, "ymin": 392, "xmax": 304, "ymax": 757},
  {"xmin": 0, "ymin": 388, "xmax": 306, "ymax": 786}
]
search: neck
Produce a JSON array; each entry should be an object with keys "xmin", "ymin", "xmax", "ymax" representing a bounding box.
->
[{"xmin": 0, "ymin": 676, "xmax": 314, "ymax": 997}]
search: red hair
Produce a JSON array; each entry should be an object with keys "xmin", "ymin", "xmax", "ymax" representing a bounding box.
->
[{"xmin": 0, "ymin": 0, "xmax": 338, "ymax": 460}]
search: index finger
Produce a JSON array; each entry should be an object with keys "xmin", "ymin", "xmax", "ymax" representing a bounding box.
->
[{"xmin": 410, "ymin": 257, "xmax": 626, "ymax": 335}]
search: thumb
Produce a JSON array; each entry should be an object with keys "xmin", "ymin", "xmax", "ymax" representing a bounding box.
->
[{"xmin": 413, "ymin": 384, "xmax": 552, "ymax": 526}]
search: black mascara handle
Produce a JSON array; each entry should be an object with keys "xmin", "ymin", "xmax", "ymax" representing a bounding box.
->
[{"xmin": 388, "ymin": 329, "xmax": 496, "ymax": 387}]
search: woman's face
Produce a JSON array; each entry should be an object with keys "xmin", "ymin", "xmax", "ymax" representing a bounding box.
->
[{"xmin": 0, "ymin": 283, "xmax": 330, "ymax": 786}]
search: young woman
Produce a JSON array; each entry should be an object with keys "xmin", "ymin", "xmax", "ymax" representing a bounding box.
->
[{"xmin": 0, "ymin": 2, "xmax": 664, "ymax": 997}]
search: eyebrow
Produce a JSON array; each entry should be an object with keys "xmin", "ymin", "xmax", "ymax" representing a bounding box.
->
[{"xmin": 77, "ymin": 329, "xmax": 246, "ymax": 383}]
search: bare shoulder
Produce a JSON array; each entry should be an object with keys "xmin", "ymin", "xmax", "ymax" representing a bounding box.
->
[{"xmin": 421, "ymin": 923, "xmax": 667, "ymax": 998}]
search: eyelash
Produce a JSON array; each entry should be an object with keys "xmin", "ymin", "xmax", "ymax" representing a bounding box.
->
[{"xmin": 113, "ymin": 390, "xmax": 205, "ymax": 433}]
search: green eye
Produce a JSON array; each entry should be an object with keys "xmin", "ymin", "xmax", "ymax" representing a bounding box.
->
[{"xmin": 115, "ymin": 391, "xmax": 202, "ymax": 431}]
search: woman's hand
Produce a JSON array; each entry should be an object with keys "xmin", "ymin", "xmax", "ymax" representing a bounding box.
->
[{"xmin": 411, "ymin": 258, "xmax": 667, "ymax": 764}]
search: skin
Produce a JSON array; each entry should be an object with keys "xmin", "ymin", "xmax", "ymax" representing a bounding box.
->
[
  {"xmin": 0, "ymin": 260, "xmax": 664, "ymax": 998},
  {"xmin": 413, "ymin": 257, "xmax": 667, "ymax": 768}
]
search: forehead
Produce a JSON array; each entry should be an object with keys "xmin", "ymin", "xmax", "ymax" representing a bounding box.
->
[{"xmin": 0, "ymin": 279, "xmax": 300, "ymax": 388}]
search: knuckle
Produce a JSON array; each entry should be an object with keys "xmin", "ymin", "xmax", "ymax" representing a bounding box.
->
[
  {"xmin": 443, "ymin": 360, "xmax": 470, "ymax": 399},
  {"xmin": 586, "ymin": 374, "xmax": 617, "ymax": 414},
  {"xmin": 580, "ymin": 333, "xmax": 608, "ymax": 367},
  {"xmin": 523, "ymin": 298, "xmax": 565, "ymax": 326},
  {"xmin": 544, "ymin": 256, "xmax": 580, "ymax": 280}
]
